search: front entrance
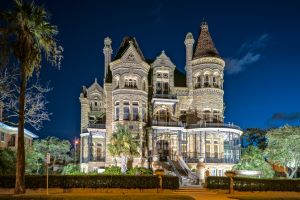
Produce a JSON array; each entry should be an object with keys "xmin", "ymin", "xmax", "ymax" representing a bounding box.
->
[{"xmin": 157, "ymin": 140, "xmax": 169, "ymax": 161}]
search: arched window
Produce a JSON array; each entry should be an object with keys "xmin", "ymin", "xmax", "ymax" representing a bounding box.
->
[
  {"xmin": 196, "ymin": 76, "xmax": 201, "ymax": 88},
  {"xmin": 115, "ymin": 102, "xmax": 119, "ymax": 121},
  {"xmin": 123, "ymin": 101, "xmax": 130, "ymax": 120},
  {"xmin": 204, "ymin": 75, "xmax": 209, "ymax": 87}
]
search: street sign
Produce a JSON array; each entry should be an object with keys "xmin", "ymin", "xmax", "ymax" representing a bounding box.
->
[{"xmin": 46, "ymin": 153, "xmax": 50, "ymax": 164}]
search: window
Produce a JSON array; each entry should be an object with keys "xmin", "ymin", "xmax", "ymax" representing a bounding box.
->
[
  {"xmin": 204, "ymin": 75, "xmax": 209, "ymax": 87},
  {"xmin": 132, "ymin": 102, "xmax": 139, "ymax": 121},
  {"xmin": 214, "ymin": 145, "xmax": 219, "ymax": 158},
  {"xmin": 142, "ymin": 103, "xmax": 146, "ymax": 122},
  {"xmin": 96, "ymin": 144, "xmax": 102, "ymax": 161},
  {"xmin": 125, "ymin": 78, "xmax": 137, "ymax": 88},
  {"xmin": 195, "ymin": 76, "xmax": 202, "ymax": 88},
  {"xmin": 8, "ymin": 135, "xmax": 15, "ymax": 147},
  {"xmin": 115, "ymin": 102, "xmax": 120, "ymax": 121},
  {"xmin": 123, "ymin": 101, "xmax": 130, "ymax": 120},
  {"xmin": 142, "ymin": 80, "xmax": 146, "ymax": 91},
  {"xmin": 0, "ymin": 132, "xmax": 4, "ymax": 142},
  {"xmin": 205, "ymin": 144, "xmax": 210, "ymax": 158}
]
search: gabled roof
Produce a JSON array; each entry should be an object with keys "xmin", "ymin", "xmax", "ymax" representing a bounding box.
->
[
  {"xmin": 151, "ymin": 51, "xmax": 176, "ymax": 69},
  {"xmin": 0, "ymin": 122, "xmax": 38, "ymax": 138},
  {"xmin": 114, "ymin": 36, "xmax": 145, "ymax": 61},
  {"xmin": 87, "ymin": 78, "xmax": 103, "ymax": 93},
  {"xmin": 193, "ymin": 21, "xmax": 220, "ymax": 59}
]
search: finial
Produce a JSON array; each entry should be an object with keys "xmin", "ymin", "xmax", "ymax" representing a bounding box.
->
[
  {"xmin": 201, "ymin": 19, "xmax": 208, "ymax": 30},
  {"xmin": 104, "ymin": 37, "xmax": 112, "ymax": 46},
  {"xmin": 95, "ymin": 78, "xmax": 98, "ymax": 83}
]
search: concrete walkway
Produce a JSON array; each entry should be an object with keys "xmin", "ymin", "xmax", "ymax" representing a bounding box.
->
[{"xmin": 1, "ymin": 188, "xmax": 300, "ymax": 200}]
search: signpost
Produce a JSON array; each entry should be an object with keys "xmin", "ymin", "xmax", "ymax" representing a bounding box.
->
[{"xmin": 46, "ymin": 153, "xmax": 50, "ymax": 195}]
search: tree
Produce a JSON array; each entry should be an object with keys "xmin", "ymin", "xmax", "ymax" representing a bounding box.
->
[
  {"xmin": 62, "ymin": 164, "xmax": 82, "ymax": 175},
  {"xmin": 107, "ymin": 125, "xmax": 139, "ymax": 173},
  {"xmin": 264, "ymin": 125, "xmax": 300, "ymax": 178},
  {"xmin": 233, "ymin": 146, "xmax": 274, "ymax": 178},
  {"xmin": 242, "ymin": 128, "xmax": 267, "ymax": 150},
  {"xmin": 0, "ymin": 148, "xmax": 16, "ymax": 175},
  {"xmin": 27, "ymin": 137, "xmax": 72, "ymax": 173},
  {"xmin": 0, "ymin": 0, "xmax": 62, "ymax": 193},
  {"xmin": 0, "ymin": 69, "xmax": 52, "ymax": 130}
]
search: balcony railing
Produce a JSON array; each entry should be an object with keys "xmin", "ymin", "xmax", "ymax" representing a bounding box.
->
[
  {"xmin": 186, "ymin": 122, "xmax": 241, "ymax": 130},
  {"xmin": 88, "ymin": 123, "xmax": 106, "ymax": 129},
  {"xmin": 152, "ymin": 120, "xmax": 184, "ymax": 127},
  {"xmin": 182, "ymin": 153, "xmax": 239, "ymax": 164},
  {"xmin": 153, "ymin": 94, "xmax": 177, "ymax": 99}
]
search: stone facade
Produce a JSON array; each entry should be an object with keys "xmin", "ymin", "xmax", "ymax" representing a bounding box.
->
[{"xmin": 79, "ymin": 23, "xmax": 243, "ymax": 176}]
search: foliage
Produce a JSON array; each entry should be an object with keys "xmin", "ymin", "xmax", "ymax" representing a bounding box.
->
[
  {"xmin": 264, "ymin": 125, "xmax": 300, "ymax": 179},
  {"xmin": 207, "ymin": 176, "xmax": 300, "ymax": 191},
  {"xmin": 0, "ymin": 0, "xmax": 63, "ymax": 193},
  {"xmin": 233, "ymin": 146, "xmax": 274, "ymax": 178},
  {"xmin": 107, "ymin": 125, "xmax": 140, "ymax": 173},
  {"xmin": 103, "ymin": 166, "xmax": 122, "ymax": 175},
  {"xmin": 0, "ymin": 175, "xmax": 179, "ymax": 190},
  {"xmin": 0, "ymin": 148, "xmax": 16, "ymax": 175},
  {"xmin": 242, "ymin": 128, "xmax": 267, "ymax": 149},
  {"xmin": 25, "ymin": 137, "xmax": 72, "ymax": 174},
  {"xmin": 126, "ymin": 166, "xmax": 153, "ymax": 175},
  {"xmin": 61, "ymin": 164, "xmax": 82, "ymax": 175}
]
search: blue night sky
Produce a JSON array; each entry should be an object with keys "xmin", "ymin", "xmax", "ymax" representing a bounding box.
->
[{"xmin": 1, "ymin": 0, "xmax": 300, "ymax": 140}]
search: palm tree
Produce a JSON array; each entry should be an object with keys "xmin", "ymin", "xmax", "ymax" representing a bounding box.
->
[
  {"xmin": 0, "ymin": 0, "xmax": 62, "ymax": 194},
  {"xmin": 108, "ymin": 125, "xmax": 139, "ymax": 173}
]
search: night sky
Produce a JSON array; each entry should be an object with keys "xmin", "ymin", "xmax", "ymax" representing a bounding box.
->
[{"xmin": 1, "ymin": 0, "xmax": 300, "ymax": 141}]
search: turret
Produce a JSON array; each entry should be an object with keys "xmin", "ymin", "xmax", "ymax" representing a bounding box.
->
[
  {"xmin": 184, "ymin": 32, "xmax": 195, "ymax": 65},
  {"xmin": 103, "ymin": 37, "xmax": 113, "ymax": 82},
  {"xmin": 184, "ymin": 32, "xmax": 195, "ymax": 94}
]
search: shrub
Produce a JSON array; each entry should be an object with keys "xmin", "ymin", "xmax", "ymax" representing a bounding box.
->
[
  {"xmin": 127, "ymin": 167, "xmax": 153, "ymax": 175},
  {"xmin": 103, "ymin": 166, "xmax": 122, "ymax": 175},
  {"xmin": 61, "ymin": 164, "xmax": 83, "ymax": 175},
  {"xmin": 207, "ymin": 176, "xmax": 300, "ymax": 191},
  {"xmin": 0, "ymin": 175, "xmax": 179, "ymax": 190}
]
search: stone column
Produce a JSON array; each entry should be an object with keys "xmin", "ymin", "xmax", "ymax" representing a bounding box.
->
[{"xmin": 197, "ymin": 158, "xmax": 205, "ymax": 185}]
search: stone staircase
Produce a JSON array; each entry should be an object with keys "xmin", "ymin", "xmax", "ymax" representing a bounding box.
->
[{"xmin": 165, "ymin": 157, "xmax": 199, "ymax": 186}]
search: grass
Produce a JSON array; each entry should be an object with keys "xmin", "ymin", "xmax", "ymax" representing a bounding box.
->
[{"xmin": 0, "ymin": 194, "xmax": 195, "ymax": 200}]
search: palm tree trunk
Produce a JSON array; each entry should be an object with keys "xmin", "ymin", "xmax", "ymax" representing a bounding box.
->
[{"xmin": 15, "ymin": 64, "xmax": 27, "ymax": 194}]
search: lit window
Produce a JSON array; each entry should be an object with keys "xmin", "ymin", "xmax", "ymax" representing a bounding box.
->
[
  {"xmin": 123, "ymin": 101, "xmax": 130, "ymax": 120},
  {"xmin": 132, "ymin": 102, "xmax": 139, "ymax": 121},
  {"xmin": 115, "ymin": 102, "xmax": 119, "ymax": 120}
]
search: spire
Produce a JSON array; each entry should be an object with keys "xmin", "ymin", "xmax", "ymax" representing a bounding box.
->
[{"xmin": 193, "ymin": 21, "xmax": 220, "ymax": 59}]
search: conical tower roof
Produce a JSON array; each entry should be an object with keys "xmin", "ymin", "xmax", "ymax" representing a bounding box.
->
[{"xmin": 193, "ymin": 21, "xmax": 220, "ymax": 59}]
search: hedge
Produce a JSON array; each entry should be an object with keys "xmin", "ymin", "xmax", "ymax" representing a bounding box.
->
[
  {"xmin": 207, "ymin": 176, "xmax": 300, "ymax": 191},
  {"xmin": 0, "ymin": 175, "xmax": 179, "ymax": 190}
]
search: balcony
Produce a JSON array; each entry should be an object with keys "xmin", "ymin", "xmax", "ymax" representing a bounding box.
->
[
  {"xmin": 153, "ymin": 94, "xmax": 177, "ymax": 99},
  {"xmin": 182, "ymin": 153, "xmax": 239, "ymax": 164},
  {"xmin": 185, "ymin": 122, "xmax": 241, "ymax": 130},
  {"xmin": 152, "ymin": 120, "xmax": 184, "ymax": 127},
  {"xmin": 88, "ymin": 123, "xmax": 106, "ymax": 129}
]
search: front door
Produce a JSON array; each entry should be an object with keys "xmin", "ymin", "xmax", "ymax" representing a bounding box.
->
[{"xmin": 157, "ymin": 140, "xmax": 169, "ymax": 161}]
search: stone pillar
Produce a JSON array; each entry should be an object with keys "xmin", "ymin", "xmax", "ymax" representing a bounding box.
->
[
  {"xmin": 184, "ymin": 32, "xmax": 195, "ymax": 95},
  {"xmin": 104, "ymin": 83, "xmax": 113, "ymax": 166},
  {"xmin": 197, "ymin": 158, "xmax": 205, "ymax": 185},
  {"xmin": 177, "ymin": 131, "xmax": 182, "ymax": 156},
  {"xmin": 103, "ymin": 37, "xmax": 112, "ymax": 81}
]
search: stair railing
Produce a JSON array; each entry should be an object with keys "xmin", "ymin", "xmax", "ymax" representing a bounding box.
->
[
  {"xmin": 167, "ymin": 156, "xmax": 183, "ymax": 186},
  {"xmin": 178, "ymin": 156, "xmax": 198, "ymax": 182}
]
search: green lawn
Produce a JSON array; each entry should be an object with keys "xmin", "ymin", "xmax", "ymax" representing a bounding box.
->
[{"xmin": 0, "ymin": 194, "xmax": 195, "ymax": 200}]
